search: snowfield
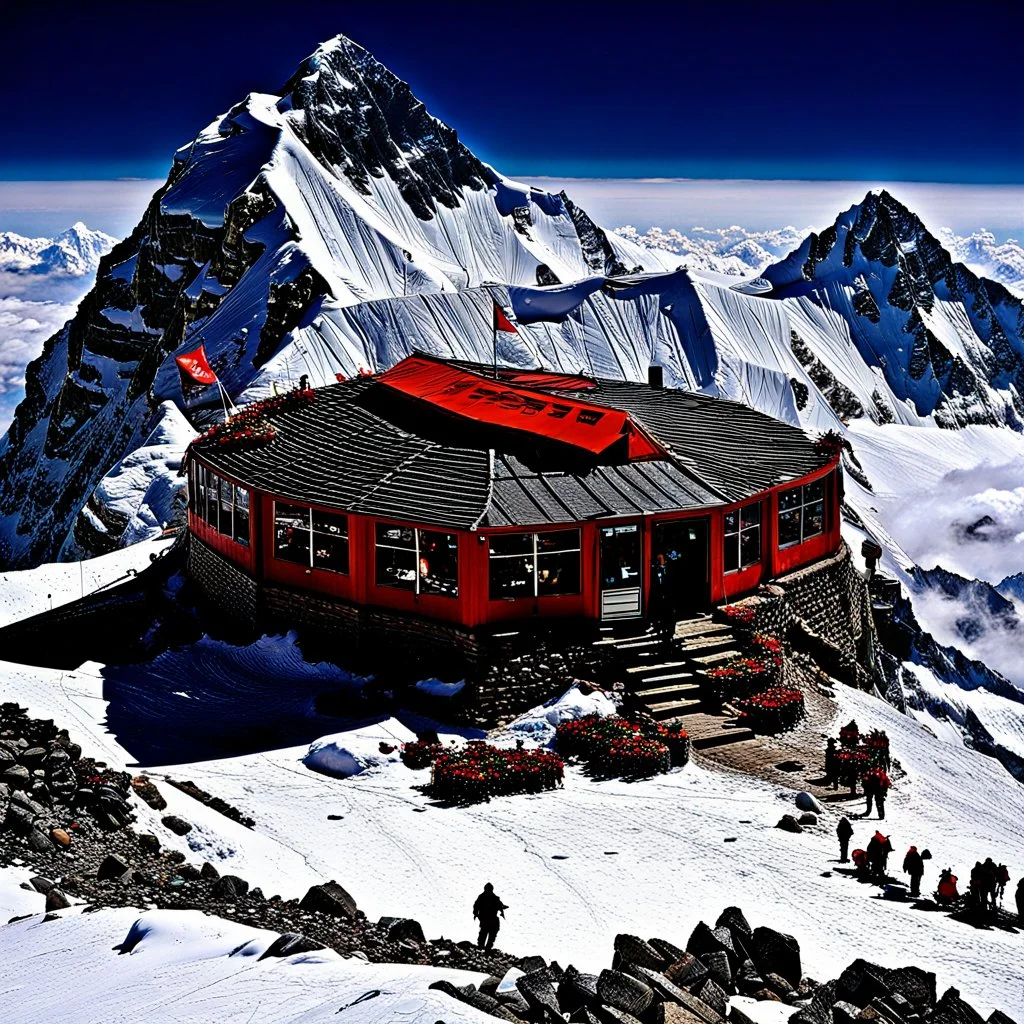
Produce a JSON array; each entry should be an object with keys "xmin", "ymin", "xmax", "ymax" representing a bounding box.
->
[{"xmin": 2, "ymin": 621, "xmax": 1023, "ymax": 1017}]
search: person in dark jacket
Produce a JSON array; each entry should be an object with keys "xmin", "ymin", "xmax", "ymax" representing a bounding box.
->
[
  {"xmin": 825, "ymin": 738, "xmax": 839, "ymax": 790},
  {"xmin": 836, "ymin": 816, "xmax": 853, "ymax": 863},
  {"xmin": 862, "ymin": 771, "xmax": 879, "ymax": 818},
  {"xmin": 1016, "ymin": 877, "xmax": 1024, "ymax": 924},
  {"xmin": 866, "ymin": 832, "xmax": 893, "ymax": 880},
  {"xmin": 903, "ymin": 845, "xmax": 925, "ymax": 897},
  {"xmin": 473, "ymin": 883, "xmax": 507, "ymax": 950}
]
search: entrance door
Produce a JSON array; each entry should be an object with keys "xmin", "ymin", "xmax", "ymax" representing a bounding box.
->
[
  {"xmin": 599, "ymin": 523, "xmax": 643, "ymax": 620},
  {"xmin": 650, "ymin": 519, "xmax": 710, "ymax": 620}
]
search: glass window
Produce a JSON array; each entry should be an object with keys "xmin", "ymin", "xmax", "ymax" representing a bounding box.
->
[
  {"xmin": 419, "ymin": 530, "xmax": 459, "ymax": 597},
  {"xmin": 219, "ymin": 479, "xmax": 234, "ymax": 537},
  {"xmin": 778, "ymin": 479, "xmax": 827, "ymax": 547},
  {"xmin": 725, "ymin": 502, "xmax": 761, "ymax": 573},
  {"xmin": 275, "ymin": 503, "xmax": 311, "ymax": 565},
  {"xmin": 375, "ymin": 522, "xmax": 417, "ymax": 591},
  {"xmin": 207, "ymin": 473, "xmax": 220, "ymax": 531},
  {"xmin": 600, "ymin": 524, "xmax": 641, "ymax": 590},
  {"xmin": 312, "ymin": 510, "xmax": 348, "ymax": 573},
  {"xmin": 489, "ymin": 528, "xmax": 580, "ymax": 599},
  {"xmin": 234, "ymin": 488, "xmax": 250, "ymax": 547}
]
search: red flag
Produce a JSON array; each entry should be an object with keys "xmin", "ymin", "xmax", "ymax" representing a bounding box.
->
[
  {"xmin": 493, "ymin": 302, "xmax": 517, "ymax": 335},
  {"xmin": 175, "ymin": 344, "xmax": 218, "ymax": 386}
]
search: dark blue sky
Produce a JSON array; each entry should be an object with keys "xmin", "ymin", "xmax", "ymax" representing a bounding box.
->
[{"xmin": 4, "ymin": 1, "xmax": 1022, "ymax": 183}]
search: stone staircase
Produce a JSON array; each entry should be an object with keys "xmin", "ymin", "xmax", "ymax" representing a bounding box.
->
[{"xmin": 595, "ymin": 616, "xmax": 758, "ymax": 751}]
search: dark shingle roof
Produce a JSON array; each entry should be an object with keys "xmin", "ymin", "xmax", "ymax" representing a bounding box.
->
[{"xmin": 192, "ymin": 363, "xmax": 826, "ymax": 530}]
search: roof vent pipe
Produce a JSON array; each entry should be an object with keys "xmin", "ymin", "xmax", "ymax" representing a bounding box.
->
[{"xmin": 648, "ymin": 365, "xmax": 664, "ymax": 389}]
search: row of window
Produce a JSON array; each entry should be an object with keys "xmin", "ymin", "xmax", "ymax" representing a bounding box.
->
[
  {"xmin": 189, "ymin": 463, "xmax": 250, "ymax": 546},
  {"xmin": 189, "ymin": 468, "xmax": 827, "ymax": 589}
]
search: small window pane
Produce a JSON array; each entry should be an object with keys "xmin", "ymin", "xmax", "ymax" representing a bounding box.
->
[
  {"xmin": 489, "ymin": 555, "xmax": 534, "ymax": 599},
  {"xmin": 724, "ymin": 511, "xmax": 739, "ymax": 535},
  {"xmin": 275, "ymin": 503, "xmax": 310, "ymax": 565},
  {"xmin": 376, "ymin": 523, "xmax": 416, "ymax": 549},
  {"xmin": 724, "ymin": 535, "xmax": 740, "ymax": 573},
  {"xmin": 234, "ymin": 488, "xmax": 250, "ymax": 547},
  {"xmin": 804, "ymin": 500, "xmax": 825, "ymax": 538},
  {"xmin": 779, "ymin": 508, "xmax": 802, "ymax": 547},
  {"xmin": 312, "ymin": 510, "xmax": 348, "ymax": 573},
  {"xmin": 805, "ymin": 479, "xmax": 824, "ymax": 503},
  {"xmin": 779, "ymin": 488, "xmax": 801, "ymax": 511},
  {"xmin": 537, "ymin": 529, "xmax": 580, "ymax": 554},
  {"xmin": 600, "ymin": 524, "xmax": 642, "ymax": 590},
  {"xmin": 419, "ymin": 530, "xmax": 458, "ymax": 597},
  {"xmin": 490, "ymin": 533, "xmax": 533, "ymax": 557},
  {"xmin": 740, "ymin": 526, "xmax": 760, "ymax": 566},
  {"xmin": 741, "ymin": 503, "xmax": 761, "ymax": 528},
  {"xmin": 538, "ymin": 549, "xmax": 580, "ymax": 596},
  {"xmin": 219, "ymin": 481, "xmax": 233, "ymax": 536},
  {"xmin": 376, "ymin": 542, "xmax": 417, "ymax": 590},
  {"xmin": 207, "ymin": 473, "xmax": 220, "ymax": 529}
]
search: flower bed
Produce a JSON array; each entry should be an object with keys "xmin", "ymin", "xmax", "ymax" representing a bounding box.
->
[
  {"xmin": 400, "ymin": 740, "xmax": 445, "ymax": 770},
  {"xmin": 719, "ymin": 603, "xmax": 756, "ymax": 628},
  {"xmin": 193, "ymin": 387, "xmax": 316, "ymax": 452},
  {"xmin": 555, "ymin": 714, "xmax": 688, "ymax": 775},
  {"xmin": 736, "ymin": 687, "xmax": 805, "ymax": 734},
  {"xmin": 429, "ymin": 743, "xmax": 564, "ymax": 804}
]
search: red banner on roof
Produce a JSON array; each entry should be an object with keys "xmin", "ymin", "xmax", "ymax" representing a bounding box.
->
[
  {"xmin": 175, "ymin": 344, "xmax": 218, "ymax": 386},
  {"xmin": 497, "ymin": 369, "xmax": 596, "ymax": 391},
  {"xmin": 379, "ymin": 355, "xmax": 663, "ymax": 461}
]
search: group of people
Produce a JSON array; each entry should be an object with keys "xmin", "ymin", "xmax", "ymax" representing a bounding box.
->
[{"xmin": 836, "ymin": 816, "xmax": 1024, "ymax": 921}]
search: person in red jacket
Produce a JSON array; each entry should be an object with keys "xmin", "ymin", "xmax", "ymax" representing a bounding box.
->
[{"xmin": 937, "ymin": 868, "xmax": 959, "ymax": 904}]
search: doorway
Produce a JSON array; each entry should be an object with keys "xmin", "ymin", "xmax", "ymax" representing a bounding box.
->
[
  {"xmin": 598, "ymin": 523, "xmax": 643, "ymax": 620},
  {"xmin": 650, "ymin": 518, "xmax": 710, "ymax": 621}
]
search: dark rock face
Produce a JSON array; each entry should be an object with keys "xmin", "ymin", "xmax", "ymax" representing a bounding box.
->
[
  {"xmin": 749, "ymin": 926, "xmax": 801, "ymax": 988},
  {"xmin": 765, "ymin": 189, "xmax": 1024, "ymax": 429},
  {"xmin": 299, "ymin": 880, "xmax": 358, "ymax": 919}
]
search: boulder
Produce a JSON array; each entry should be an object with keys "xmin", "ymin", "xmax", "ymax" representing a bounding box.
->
[
  {"xmin": 776, "ymin": 815, "xmax": 804, "ymax": 833},
  {"xmin": 790, "ymin": 980, "xmax": 838, "ymax": 1024},
  {"xmin": 703, "ymin": 951, "xmax": 733, "ymax": 990},
  {"xmin": 161, "ymin": 815, "xmax": 192, "ymax": 836},
  {"xmin": 764, "ymin": 972, "xmax": 795, "ymax": 996},
  {"xmin": 650, "ymin": 937, "xmax": 688, "ymax": 963},
  {"xmin": 715, "ymin": 907, "xmax": 753, "ymax": 943},
  {"xmin": 687, "ymin": 921, "xmax": 733, "ymax": 964},
  {"xmin": 130, "ymin": 776, "xmax": 168, "ymax": 810},
  {"xmin": 49, "ymin": 828, "xmax": 71, "ymax": 846},
  {"xmin": 665, "ymin": 987, "xmax": 727, "ymax": 1024},
  {"xmin": 600, "ymin": 1009, "xmax": 645, "ymax": 1024},
  {"xmin": 45, "ymin": 888, "xmax": 71, "ymax": 911},
  {"xmin": 729, "ymin": 1006, "xmax": 758, "ymax": 1024},
  {"xmin": 795, "ymin": 792, "xmax": 824, "ymax": 814},
  {"xmin": 569, "ymin": 1010, "xmax": 603, "ymax": 1024},
  {"xmin": 750, "ymin": 926, "xmax": 801, "ymax": 988},
  {"xmin": 665, "ymin": 953, "xmax": 709, "ymax": 989},
  {"xmin": 597, "ymin": 969, "xmax": 654, "ymax": 1017},
  {"xmin": 988, "ymin": 1013, "xmax": 1018, "ymax": 1024},
  {"xmin": 516, "ymin": 968, "xmax": 561, "ymax": 1017},
  {"xmin": 258, "ymin": 932, "xmax": 324, "ymax": 959},
  {"xmin": 751, "ymin": 989, "xmax": 782, "ymax": 1002},
  {"xmin": 299, "ymin": 881, "xmax": 357, "ymax": 919},
  {"xmin": 517, "ymin": 954, "xmax": 548, "ymax": 974},
  {"xmin": 834, "ymin": 1002, "xmax": 863, "ymax": 1024},
  {"xmin": 26, "ymin": 827, "xmax": 51, "ymax": 852},
  {"xmin": 735, "ymin": 960, "xmax": 765, "ymax": 995},
  {"xmin": 200, "ymin": 861, "xmax": 219, "ymax": 880},
  {"xmin": 630, "ymin": 964, "xmax": 695, "ymax": 1007},
  {"xmin": 377, "ymin": 916, "xmax": 426, "ymax": 944},
  {"xmin": 97, "ymin": 854, "xmax": 131, "ymax": 881},
  {"xmin": 21, "ymin": 747, "xmax": 47, "ymax": 767},
  {"xmin": 614, "ymin": 933, "xmax": 667, "ymax": 971},
  {"xmin": 137, "ymin": 832, "xmax": 161, "ymax": 855},
  {"xmin": 695, "ymin": 978, "xmax": 729, "ymax": 1016},
  {"xmin": 661, "ymin": 1006, "xmax": 714, "ymax": 1024},
  {"xmin": 559, "ymin": 966, "xmax": 600, "ymax": 1012},
  {"xmin": 798, "ymin": 812, "xmax": 819, "ymax": 826},
  {"xmin": 212, "ymin": 875, "xmax": 250, "ymax": 900},
  {"xmin": 29, "ymin": 876, "xmax": 55, "ymax": 894},
  {"xmin": 428, "ymin": 979, "xmax": 520, "ymax": 1021}
]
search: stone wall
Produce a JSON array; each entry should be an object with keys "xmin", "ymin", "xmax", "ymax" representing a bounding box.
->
[
  {"xmin": 186, "ymin": 537, "xmax": 259, "ymax": 626},
  {"xmin": 774, "ymin": 544, "xmax": 875, "ymax": 689}
]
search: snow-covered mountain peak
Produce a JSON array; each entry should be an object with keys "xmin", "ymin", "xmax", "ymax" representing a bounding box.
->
[{"xmin": 0, "ymin": 223, "xmax": 115, "ymax": 276}]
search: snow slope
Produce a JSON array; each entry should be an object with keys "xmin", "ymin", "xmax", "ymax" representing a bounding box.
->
[
  {"xmin": 2, "ymin": 906, "xmax": 493, "ymax": 1023},
  {"xmin": 2, "ymin": 633, "xmax": 1023, "ymax": 1018}
]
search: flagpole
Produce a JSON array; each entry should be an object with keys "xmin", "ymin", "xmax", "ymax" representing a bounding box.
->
[{"xmin": 217, "ymin": 381, "xmax": 231, "ymax": 424}]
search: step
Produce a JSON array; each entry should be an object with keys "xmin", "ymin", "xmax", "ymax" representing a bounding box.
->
[
  {"xmin": 688, "ymin": 649, "xmax": 740, "ymax": 667},
  {"xmin": 625, "ymin": 660, "xmax": 688, "ymax": 675},
  {"xmin": 647, "ymin": 698, "xmax": 704, "ymax": 720},
  {"xmin": 673, "ymin": 618, "xmax": 727, "ymax": 639},
  {"xmin": 635, "ymin": 683, "xmax": 701, "ymax": 704},
  {"xmin": 677, "ymin": 635, "xmax": 736, "ymax": 655},
  {"xmin": 691, "ymin": 728, "xmax": 757, "ymax": 750},
  {"xmin": 613, "ymin": 638, "xmax": 666, "ymax": 652},
  {"xmin": 635, "ymin": 670, "xmax": 695, "ymax": 686},
  {"xmin": 593, "ymin": 630, "xmax": 655, "ymax": 646}
]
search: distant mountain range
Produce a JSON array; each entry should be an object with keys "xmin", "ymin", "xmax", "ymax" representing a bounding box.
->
[
  {"xmin": 614, "ymin": 224, "xmax": 1024, "ymax": 295},
  {"xmin": 0, "ymin": 223, "xmax": 116, "ymax": 277}
]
